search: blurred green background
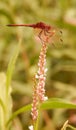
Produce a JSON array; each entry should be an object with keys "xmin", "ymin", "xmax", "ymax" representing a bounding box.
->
[{"xmin": 0, "ymin": 0, "xmax": 76, "ymax": 130}]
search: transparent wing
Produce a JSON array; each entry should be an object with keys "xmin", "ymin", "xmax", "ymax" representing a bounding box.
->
[
  {"xmin": 49, "ymin": 27, "xmax": 63, "ymax": 46},
  {"xmin": 33, "ymin": 27, "xmax": 63, "ymax": 45}
]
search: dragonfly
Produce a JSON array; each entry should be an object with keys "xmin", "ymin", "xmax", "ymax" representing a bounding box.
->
[{"xmin": 7, "ymin": 22, "xmax": 62, "ymax": 43}]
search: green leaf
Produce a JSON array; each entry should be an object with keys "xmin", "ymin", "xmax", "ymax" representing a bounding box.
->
[
  {"xmin": 41, "ymin": 98, "xmax": 76, "ymax": 109},
  {"xmin": 0, "ymin": 98, "xmax": 5, "ymax": 113},
  {"xmin": 7, "ymin": 98, "xmax": 76, "ymax": 125},
  {"xmin": 6, "ymin": 41, "xmax": 21, "ymax": 94},
  {"xmin": 6, "ymin": 104, "xmax": 31, "ymax": 126},
  {"xmin": 0, "ymin": 73, "xmax": 12, "ymax": 129}
]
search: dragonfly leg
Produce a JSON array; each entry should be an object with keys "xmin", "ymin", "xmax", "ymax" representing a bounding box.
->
[
  {"xmin": 44, "ymin": 30, "xmax": 54, "ymax": 38},
  {"xmin": 38, "ymin": 30, "xmax": 53, "ymax": 43},
  {"xmin": 44, "ymin": 30, "xmax": 50, "ymax": 36},
  {"xmin": 38, "ymin": 30, "xmax": 44, "ymax": 43},
  {"xmin": 44, "ymin": 30, "xmax": 55, "ymax": 39}
]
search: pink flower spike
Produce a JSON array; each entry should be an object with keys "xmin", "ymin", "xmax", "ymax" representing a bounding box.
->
[{"xmin": 31, "ymin": 40, "xmax": 48, "ymax": 121}]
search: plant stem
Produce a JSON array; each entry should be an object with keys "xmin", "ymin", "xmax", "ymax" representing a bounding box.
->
[{"xmin": 68, "ymin": 125, "xmax": 76, "ymax": 130}]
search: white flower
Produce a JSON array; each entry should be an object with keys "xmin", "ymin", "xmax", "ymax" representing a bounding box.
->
[
  {"xmin": 28, "ymin": 125, "xmax": 33, "ymax": 130},
  {"xmin": 35, "ymin": 74, "xmax": 39, "ymax": 79},
  {"xmin": 44, "ymin": 68, "xmax": 48, "ymax": 73},
  {"xmin": 44, "ymin": 96, "xmax": 48, "ymax": 101}
]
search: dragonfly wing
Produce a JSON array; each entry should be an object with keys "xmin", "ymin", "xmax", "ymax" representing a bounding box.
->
[{"xmin": 33, "ymin": 27, "xmax": 63, "ymax": 44}]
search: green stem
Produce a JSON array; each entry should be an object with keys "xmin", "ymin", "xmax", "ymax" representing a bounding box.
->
[{"xmin": 68, "ymin": 125, "xmax": 76, "ymax": 130}]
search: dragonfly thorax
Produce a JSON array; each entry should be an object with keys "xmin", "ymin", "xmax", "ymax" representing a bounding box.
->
[{"xmin": 35, "ymin": 22, "xmax": 51, "ymax": 31}]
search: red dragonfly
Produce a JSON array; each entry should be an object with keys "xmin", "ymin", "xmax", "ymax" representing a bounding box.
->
[{"xmin": 7, "ymin": 22, "xmax": 62, "ymax": 43}]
